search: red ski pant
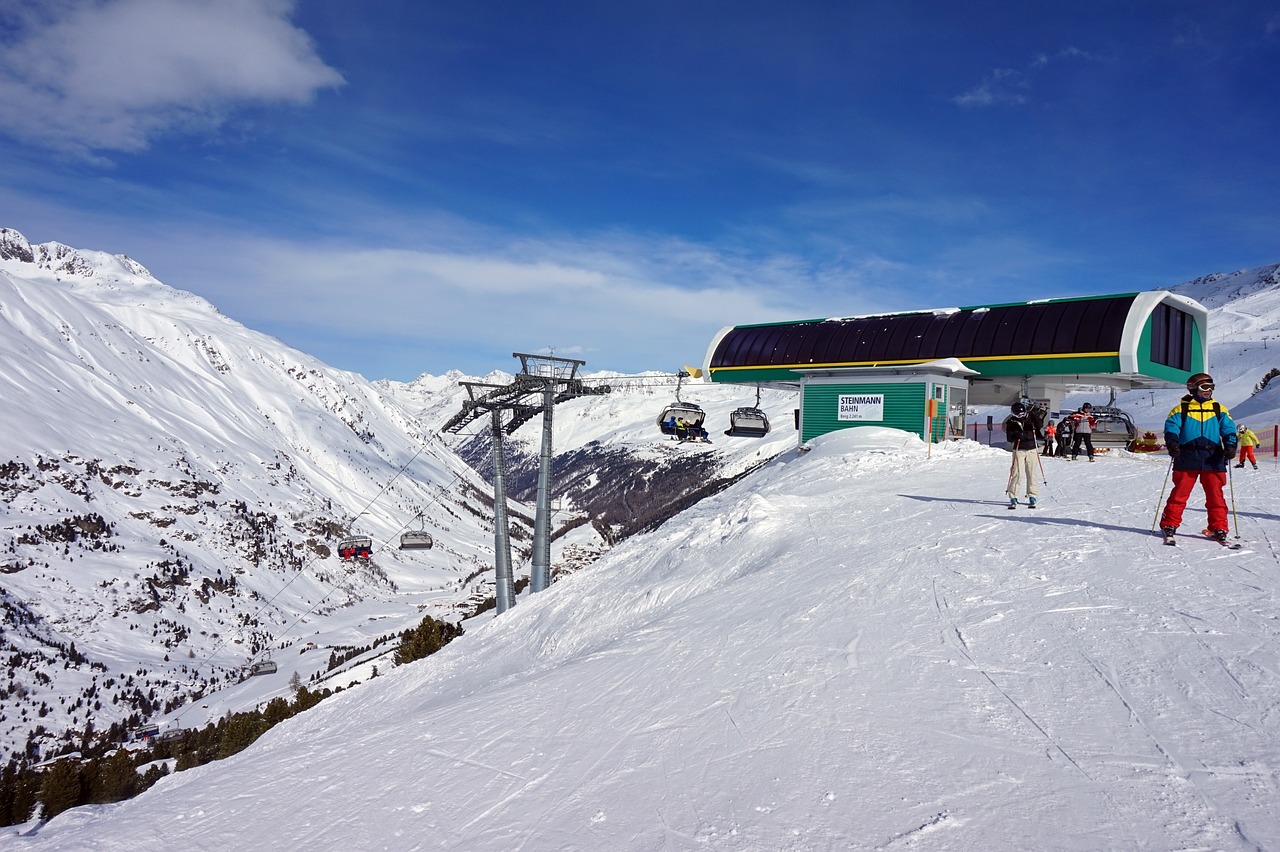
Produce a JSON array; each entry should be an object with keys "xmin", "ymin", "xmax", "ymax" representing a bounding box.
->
[
  {"xmin": 1160, "ymin": 470, "xmax": 1228, "ymax": 531},
  {"xmin": 1239, "ymin": 446, "xmax": 1257, "ymax": 465}
]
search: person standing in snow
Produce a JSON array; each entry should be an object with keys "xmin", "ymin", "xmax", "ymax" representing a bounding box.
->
[
  {"xmin": 1236, "ymin": 424, "xmax": 1260, "ymax": 470},
  {"xmin": 1159, "ymin": 373, "xmax": 1239, "ymax": 543},
  {"xmin": 1003, "ymin": 402, "xmax": 1043, "ymax": 508},
  {"xmin": 1069, "ymin": 403, "xmax": 1097, "ymax": 461},
  {"xmin": 1054, "ymin": 416, "xmax": 1073, "ymax": 457},
  {"xmin": 1042, "ymin": 420, "xmax": 1057, "ymax": 457}
]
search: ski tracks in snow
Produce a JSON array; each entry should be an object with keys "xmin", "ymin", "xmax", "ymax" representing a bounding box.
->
[
  {"xmin": 906, "ymin": 449, "xmax": 1280, "ymax": 847},
  {"xmin": 932, "ymin": 578, "xmax": 1093, "ymax": 781}
]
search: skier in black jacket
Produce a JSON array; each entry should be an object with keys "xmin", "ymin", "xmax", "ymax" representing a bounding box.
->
[{"xmin": 1003, "ymin": 402, "xmax": 1043, "ymax": 508}]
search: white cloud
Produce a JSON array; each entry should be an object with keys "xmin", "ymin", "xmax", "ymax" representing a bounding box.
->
[
  {"xmin": 952, "ymin": 68, "xmax": 1029, "ymax": 108},
  {"xmin": 164, "ymin": 231, "xmax": 845, "ymax": 376},
  {"xmin": 0, "ymin": 0, "xmax": 343, "ymax": 153},
  {"xmin": 954, "ymin": 47, "xmax": 1096, "ymax": 108}
]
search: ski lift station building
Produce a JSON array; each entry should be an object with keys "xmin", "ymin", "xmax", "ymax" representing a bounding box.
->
[{"xmin": 700, "ymin": 291, "xmax": 1210, "ymax": 443}]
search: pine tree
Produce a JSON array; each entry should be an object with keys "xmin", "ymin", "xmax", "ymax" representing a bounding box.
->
[
  {"xmin": 394, "ymin": 616, "xmax": 463, "ymax": 665},
  {"xmin": 139, "ymin": 763, "xmax": 168, "ymax": 793},
  {"xmin": 0, "ymin": 761, "xmax": 39, "ymax": 827},
  {"xmin": 262, "ymin": 696, "xmax": 292, "ymax": 727},
  {"xmin": 88, "ymin": 749, "xmax": 138, "ymax": 804},
  {"xmin": 38, "ymin": 759, "xmax": 83, "ymax": 820}
]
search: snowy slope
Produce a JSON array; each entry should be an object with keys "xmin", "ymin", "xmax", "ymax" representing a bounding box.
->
[{"xmin": 11, "ymin": 428, "xmax": 1280, "ymax": 850}]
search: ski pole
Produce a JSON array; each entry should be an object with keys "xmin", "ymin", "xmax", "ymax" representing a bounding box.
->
[
  {"xmin": 1034, "ymin": 437, "xmax": 1048, "ymax": 484},
  {"xmin": 1151, "ymin": 457, "xmax": 1174, "ymax": 532},
  {"xmin": 1228, "ymin": 457, "xmax": 1240, "ymax": 539}
]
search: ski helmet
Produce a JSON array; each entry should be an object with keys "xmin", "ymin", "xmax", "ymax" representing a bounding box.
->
[
  {"xmin": 1010, "ymin": 402, "xmax": 1027, "ymax": 415},
  {"xmin": 1186, "ymin": 372, "xmax": 1214, "ymax": 392}
]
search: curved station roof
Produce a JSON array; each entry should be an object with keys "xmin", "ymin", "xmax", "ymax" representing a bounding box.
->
[{"xmin": 701, "ymin": 291, "xmax": 1208, "ymax": 402}]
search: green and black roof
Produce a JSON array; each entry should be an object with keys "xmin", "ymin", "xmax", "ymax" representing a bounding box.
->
[{"xmin": 702, "ymin": 291, "xmax": 1208, "ymax": 388}]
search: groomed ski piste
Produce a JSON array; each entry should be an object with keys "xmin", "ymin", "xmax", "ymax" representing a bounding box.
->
[{"xmin": 11, "ymin": 428, "xmax": 1280, "ymax": 851}]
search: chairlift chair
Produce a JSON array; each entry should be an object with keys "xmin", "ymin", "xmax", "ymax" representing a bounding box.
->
[
  {"xmin": 399, "ymin": 512, "xmax": 434, "ymax": 550},
  {"xmin": 130, "ymin": 724, "xmax": 160, "ymax": 742},
  {"xmin": 1086, "ymin": 405, "xmax": 1137, "ymax": 451},
  {"xmin": 657, "ymin": 403, "xmax": 707, "ymax": 433},
  {"xmin": 248, "ymin": 658, "xmax": 277, "ymax": 676},
  {"xmin": 725, "ymin": 407, "xmax": 770, "ymax": 438},
  {"xmin": 657, "ymin": 370, "xmax": 708, "ymax": 440},
  {"xmin": 337, "ymin": 534, "xmax": 372, "ymax": 561},
  {"xmin": 399, "ymin": 530, "xmax": 433, "ymax": 550},
  {"xmin": 724, "ymin": 386, "xmax": 771, "ymax": 438}
]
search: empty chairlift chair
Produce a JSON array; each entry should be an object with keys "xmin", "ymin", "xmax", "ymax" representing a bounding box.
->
[
  {"xmin": 399, "ymin": 512, "xmax": 434, "ymax": 550},
  {"xmin": 337, "ymin": 534, "xmax": 373, "ymax": 561},
  {"xmin": 724, "ymin": 386, "xmax": 770, "ymax": 438},
  {"xmin": 400, "ymin": 524, "xmax": 433, "ymax": 551},
  {"xmin": 726, "ymin": 407, "xmax": 770, "ymax": 438},
  {"xmin": 248, "ymin": 659, "xmax": 277, "ymax": 676},
  {"xmin": 1086, "ymin": 405, "xmax": 1137, "ymax": 452}
]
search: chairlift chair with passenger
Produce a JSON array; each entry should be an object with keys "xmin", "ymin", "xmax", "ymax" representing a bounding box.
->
[
  {"xmin": 337, "ymin": 534, "xmax": 372, "ymax": 561},
  {"xmin": 130, "ymin": 724, "xmax": 160, "ymax": 742},
  {"xmin": 657, "ymin": 370, "xmax": 708, "ymax": 440}
]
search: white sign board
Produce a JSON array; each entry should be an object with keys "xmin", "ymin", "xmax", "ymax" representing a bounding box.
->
[{"xmin": 837, "ymin": 393, "xmax": 884, "ymax": 422}]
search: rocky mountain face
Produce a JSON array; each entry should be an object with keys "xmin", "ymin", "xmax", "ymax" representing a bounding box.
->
[{"xmin": 383, "ymin": 368, "xmax": 801, "ymax": 544}]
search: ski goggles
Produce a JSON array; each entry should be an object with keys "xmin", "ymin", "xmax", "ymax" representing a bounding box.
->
[{"xmin": 1192, "ymin": 381, "xmax": 1215, "ymax": 392}]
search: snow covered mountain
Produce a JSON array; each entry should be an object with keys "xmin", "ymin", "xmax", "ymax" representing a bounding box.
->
[
  {"xmin": 3, "ymin": 227, "xmax": 1280, "ymax": 848},
  {"xmin": 0, "ymin": 228, "xmax": 511, "ymax": 760}
]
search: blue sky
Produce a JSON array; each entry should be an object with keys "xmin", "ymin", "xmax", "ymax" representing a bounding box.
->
[{"xmin": 2, "ymin": 1, "xmax": 1278, "ymax": 381}]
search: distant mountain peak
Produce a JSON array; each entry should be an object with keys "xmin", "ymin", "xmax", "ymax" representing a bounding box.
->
[
  {"xmin": 0, "ymin": 226, "xmax": 157, "ymax": 283},
  {"xmin": 0, "ymin": 227, "xmax": 35, "ymax": 263},
  {"xmin": 1171, "ymin": 261, "xmax": 1280, "ymax": 309}
]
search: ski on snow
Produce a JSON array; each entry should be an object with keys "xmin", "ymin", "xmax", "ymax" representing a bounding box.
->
[
  {"xmin": 1160, "ymin": 530, "xmax": 1243, "ymax": 549},
  {"xmin": 1201, "ymin": 529, "xmax": 1244, "ymax": 550}
]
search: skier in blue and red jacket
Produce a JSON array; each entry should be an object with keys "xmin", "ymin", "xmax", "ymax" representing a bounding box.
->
[{"xmin": 1159, "ymin": 373, "xmax": 1238, "ymax": 542}]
